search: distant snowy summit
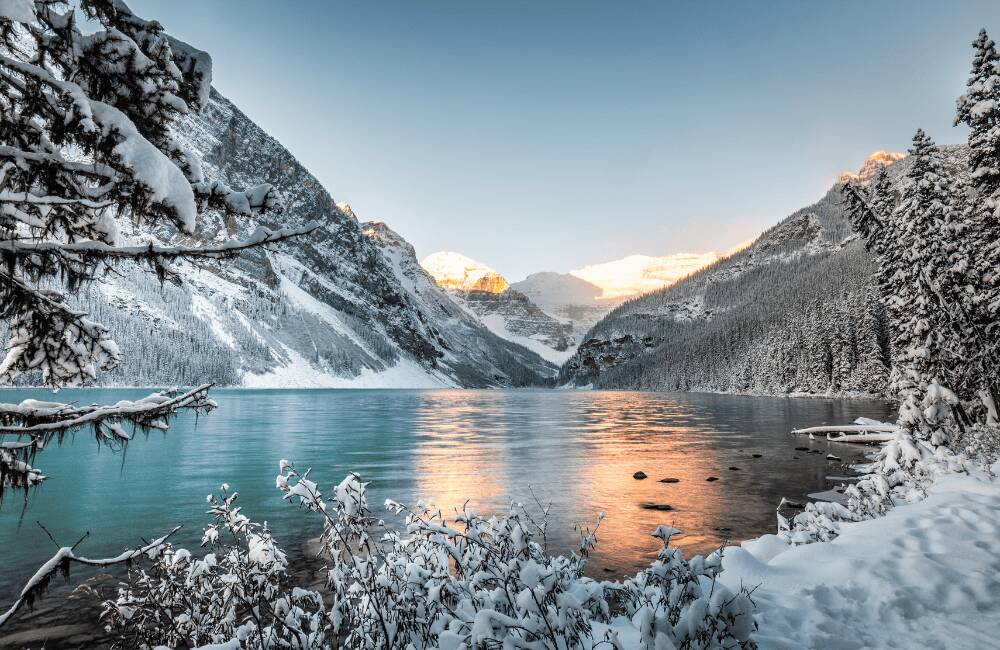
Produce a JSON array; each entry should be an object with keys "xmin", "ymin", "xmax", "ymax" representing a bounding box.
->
[
  {"xmin": 837, "ymin": 150, "xmax": 907, "ymax": 184},
  {"xmin": 420, "ymin": 252, "xmax": 574, "ymax": 364},
  {"xmin": 569, "ymin": 252, "xmax": 723, "ymax": 300},
  {"xmin": 421, "ymin": 251, "xmax": 510, "ymax": 293},
  {"xmin": 421, "ymin": 246, "xmax": 746, "ymax": 362}
]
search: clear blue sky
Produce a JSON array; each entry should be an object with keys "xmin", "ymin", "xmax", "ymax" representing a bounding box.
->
[{"xmin": 131, "ymin": 0, "xmax": 1000, "ymax": 281}]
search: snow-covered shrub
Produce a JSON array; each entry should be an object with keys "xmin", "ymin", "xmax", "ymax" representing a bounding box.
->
[
  {"xmin": 101, "ymin": 462, "xmax": 758, "ymax": 649},
  {"xmin": 778, "ymin": 428, "xmax": 984, "ymax": 545},
  {"xmin": 606, "ymin": 527, "xmax": 756, "ymax": 648},
  {"xmin": 102, "ymin": 484, "xmax": 329, "ymax": 649}
]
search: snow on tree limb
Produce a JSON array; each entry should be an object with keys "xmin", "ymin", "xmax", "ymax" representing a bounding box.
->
[
  {"xmin": 0, "ymin": 384, "xmax": 215, "ymax": 496},
  {"xmin": 0, "ymin": 221, "xmax": 318, "ymax": 263},
  {"xmin": 0, "ymin": 383, "xmax": 214, "ymax": 434},
  {"xmin": 0, "ymin": 525, "xmax": 182, "ymax": 628}
]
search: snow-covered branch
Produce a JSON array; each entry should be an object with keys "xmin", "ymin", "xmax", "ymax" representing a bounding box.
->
[
  {"xmin": 0, "ymin": 385, "xmax": 215, "ymax": 496},
  {"xmin": 0, "ymin": 383, "xmax": 214, "ymax": 433},
  {"xmin": 0, "ymin": 525, "xmax": 182, "ymax": 628},
  {"xmin": 0, "ymin": 221, "xmax": 316, "ymax": 259}
]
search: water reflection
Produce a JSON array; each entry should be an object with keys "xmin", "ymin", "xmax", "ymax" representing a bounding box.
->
[{"xmin": 0, "ymin": 388, "xmax": 893, "ymax": 598}]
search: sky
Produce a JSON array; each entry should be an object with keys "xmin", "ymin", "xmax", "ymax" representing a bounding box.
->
[{"xmin": 131, "ymin": 0, "xmax": 1000, "ymax": 281}]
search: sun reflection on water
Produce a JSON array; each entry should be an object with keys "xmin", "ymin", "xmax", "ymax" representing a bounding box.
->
[{"xmin": 407, "ymin": 390, "xmax": 760, "ymax": 574}]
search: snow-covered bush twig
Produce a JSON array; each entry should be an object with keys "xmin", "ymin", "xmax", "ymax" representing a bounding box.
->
[
  {"xmin": 0, "ymin": 524, "xmax": 181, "ymax": 627},
  {"xmin": 778, "ymin": 426, "xmax": 983, "ymax": 545}
]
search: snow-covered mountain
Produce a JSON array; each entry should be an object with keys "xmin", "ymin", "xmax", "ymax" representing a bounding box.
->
[
  {"xmin": 559, "ymin": 148, "xmax": 956, "ymax": 395},
  {"xmin": 421, "ymin": 251, "xmax": 510, "ymax": 293},
  {"xmin": 509, "ymin": 249, "xmax": 740, "ymax": 343},
  {"xmin": 420, "ymin": 248, "xmax": 735, "ymax": 360},
  {"xmin": 420, "ymin": 252, "xmax": 574, "ymax": 364},
  {"xmin": 837, "ymin": 150, "xmax": 907, "ymax": 184},
  {"xmin": 509, "ymin": 272, "xmax": 614, "ymax": 343},
  {"xmin": 569, "ymin": 252, "xmax": 722, "ymax": 300},
  {"xmin": 79, "ymin": 89, "xmax": 558, "ymax": 388}
]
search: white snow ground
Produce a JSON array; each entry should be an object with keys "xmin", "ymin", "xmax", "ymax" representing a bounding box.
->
[
  {"xmin": 719, "ymin": 462, "xmax": 1000, "ymax": 649},
  {"xmin": 479, "ymin": 314, "xmax": 577, "ymax": 365},
  {"xmin": 242, "ymin": 345, "xmax": 454, "ymax": 389}
]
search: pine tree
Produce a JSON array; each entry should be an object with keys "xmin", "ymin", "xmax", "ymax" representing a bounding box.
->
[
  {"xmin": 886, "ymin": 130, "xmax": 960, "ymax": 437},
  {"xmin": 0, "ymin": 2, "xmax": 312, "ymax": 494},
  {"xmin": 954, "ymin": 28, "xmax": 1000, "ymax": 416}
]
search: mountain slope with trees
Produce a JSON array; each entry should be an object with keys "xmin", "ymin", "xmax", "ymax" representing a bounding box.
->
[
  {"xmin": 559, "ymin": 148, "xmax": 967, "ymax": 395},
  {"xmin": 53, "ymin": 89, "xmax": 557, "ymax": 388}
]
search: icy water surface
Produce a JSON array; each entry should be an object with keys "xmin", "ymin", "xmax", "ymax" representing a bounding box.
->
[{"xmin": 0, "ymin": 388, "xmax": 893, "ymax": 599}]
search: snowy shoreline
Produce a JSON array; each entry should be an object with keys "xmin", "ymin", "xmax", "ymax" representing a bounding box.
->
[
  {"xmin": 718, "ymin": 461, "xmax": 1000, "ymax": 648},
  {"xmin": 0, "ymin": 385, "xmax": 892, "ymax": 400}
]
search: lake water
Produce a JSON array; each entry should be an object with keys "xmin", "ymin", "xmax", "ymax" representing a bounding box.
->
[{"xmin": 0, "ymin": 388, "xmax": 893, "ymax": 601}]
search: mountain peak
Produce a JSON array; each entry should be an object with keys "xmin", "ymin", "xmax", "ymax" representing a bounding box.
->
[
  {"xmin": 336, "ymin": 201, "xmax": 358, "ymax": 220},
  {"xmin": 569, "ymin": 252, "xmax": 720, "ymax": 300},
  {"xmin": 421, "ymin": 251, "xmax": 510, "ymax": 293},
  {"xmin": 837, "ymin": 150, "xmax": 906, "ymax": 184}
]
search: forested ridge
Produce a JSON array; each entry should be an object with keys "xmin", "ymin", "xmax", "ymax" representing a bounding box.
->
[{"xmin": 560, "ymin": 147, "xmax": 968, "ymax": 396}]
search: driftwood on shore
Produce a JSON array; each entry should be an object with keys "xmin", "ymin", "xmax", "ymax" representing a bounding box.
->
[{"xmin": 791, "ymin": 424, "xmax": 900, "ymax": 444}]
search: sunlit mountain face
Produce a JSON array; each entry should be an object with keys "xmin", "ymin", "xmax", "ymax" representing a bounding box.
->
[
  {"xmin": 568, "ymin": 252, "xmax": 722, "ymax": 301},
  {"xmin": 421, "ymin": 251, "xmax": 510, "ymax": 293},
  {"xmin": 837, "ymin": 150, "xmax": 907, "ymax": 184}
]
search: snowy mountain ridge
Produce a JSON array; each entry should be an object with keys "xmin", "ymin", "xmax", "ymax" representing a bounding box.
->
[
  {"xmin": 420, "ymin": 252, "xmax": 574, "ymax": 364},
  {"xmin": 421, "ymin": 251, "xmax": 510, "ymax": 293},
  {"xmin": 72, "ymin": 88, "xmax": 558, "ymax": 388},
  {"xmin": 558, "ymin": 147, "xmax": 964, "ymax": 394},
  {"xmin": 568, "ymin": 252, "xmax": 723, "ymax": 300}
]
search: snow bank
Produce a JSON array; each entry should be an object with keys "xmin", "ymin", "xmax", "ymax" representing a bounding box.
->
[
  {"xmin": 720, "ymin": 463, "xmax": 1000, "ymax": 648},
  {"xmin": 241, "ymin": 345, "xmax": 453, "ymax": 389},
  {"xmin": 479, "ymin": 314, "xmax": 577, "ymax": 365}
]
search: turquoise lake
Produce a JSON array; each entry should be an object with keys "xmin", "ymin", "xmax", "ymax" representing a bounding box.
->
[{"xmin": 0, "ymin": 388, "xmax": 894, "ymax": 600}]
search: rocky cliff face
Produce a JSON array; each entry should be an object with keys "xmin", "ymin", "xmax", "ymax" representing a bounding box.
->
[
  {"xmin": 510, "ymin": 272, "xmax": 613, "ymax": 343},
  {"xmin": 79, "ymin": 89, "xmax": 556, "ymax": 388},
  {"xmin": 420, "ymin": 252, "xmax": 576, "ymax": 364}
]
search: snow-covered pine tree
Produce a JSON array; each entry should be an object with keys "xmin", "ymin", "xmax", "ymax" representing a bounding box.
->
[
  {"xmin": 847, "ymin": 132, "xmax": 959, "ymax": 436},
  {"xmin": 0, "ymin": 0, "xmax": 317, "ymax": 628},
  {"xmin": 0, "ymin": 3, "xmax": 313, "ymax": 495},
  {"xmin": 954, "ymin": 28, "xmax": 1000, "ymax": 418},
  {"xmin": 875, "ymin": 130, "xmax": 961, "ymax": 438}
]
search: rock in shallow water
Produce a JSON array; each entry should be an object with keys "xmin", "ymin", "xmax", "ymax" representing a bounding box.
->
[
  {"xmin": 640, "ymin": 503, "xmax": 674, "ymax": 511},
  {"xmin": 659, "ymin": 477, "xmax": 680, "ymax": 483},
  {"xmin": 633, "ymin": 471, "xmax": 647, "ymax": 480}
]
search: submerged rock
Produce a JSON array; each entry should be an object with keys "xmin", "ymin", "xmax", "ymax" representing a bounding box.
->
[
  {"xmin": 752, "ymin": 453, "xmax": 763, "ymax": 458},
  {"xmin": 706, "ymin": 476, "xmax": 719, "ymax": 482}
]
